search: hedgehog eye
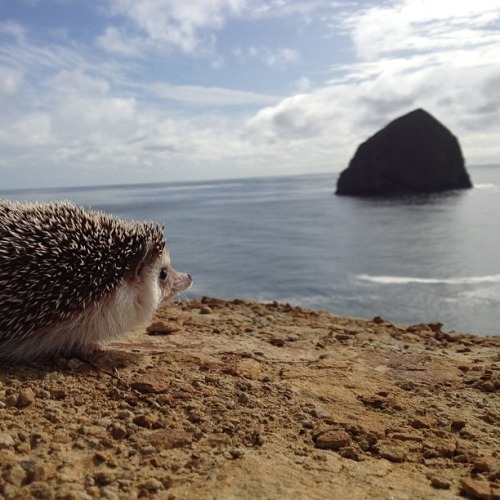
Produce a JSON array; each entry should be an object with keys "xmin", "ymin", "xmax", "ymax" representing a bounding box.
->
[{"xmin": 159, "ymin": 268, "xmax": 168, "ymax": 281}]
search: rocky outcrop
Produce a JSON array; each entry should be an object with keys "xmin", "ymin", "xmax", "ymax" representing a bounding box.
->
[{"xmin": 336, "ymin": 109, "xmax": 473, "ymax": 196}]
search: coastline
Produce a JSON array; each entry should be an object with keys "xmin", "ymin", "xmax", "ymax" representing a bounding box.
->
[{"xmin": 0, "ymin": 297, "xmax": 498, "ymax": 499}]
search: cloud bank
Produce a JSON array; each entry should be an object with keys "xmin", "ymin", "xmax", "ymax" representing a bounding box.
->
[{"xmin": 0, "ymin": 0, "xmax": 499, "ymax": 189}]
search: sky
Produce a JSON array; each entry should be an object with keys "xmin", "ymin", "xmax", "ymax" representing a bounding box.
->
[{"xmin": 0, "ymin": 0, "xmax": 499, "ymax": 189}]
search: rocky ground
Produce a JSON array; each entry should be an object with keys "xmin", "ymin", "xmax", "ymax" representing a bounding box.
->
[{"xmin": 0, "ymin": 297, "xmax": 499, "ymax": 499}]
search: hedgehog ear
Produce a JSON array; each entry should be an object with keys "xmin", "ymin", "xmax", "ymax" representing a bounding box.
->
[{"xmin": 127, "ymin": 244, "xmax": 154, "ymax": 281}]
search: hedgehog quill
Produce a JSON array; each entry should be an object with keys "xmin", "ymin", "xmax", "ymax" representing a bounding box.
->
[{"xmin": 0, "ymin": 200, "xmax": 192, "ymax": 362}]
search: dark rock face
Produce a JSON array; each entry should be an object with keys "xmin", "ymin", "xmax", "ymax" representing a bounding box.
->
[{"xmin": 336, "ymin": 109, "xmax": 473, "ymax": 196}]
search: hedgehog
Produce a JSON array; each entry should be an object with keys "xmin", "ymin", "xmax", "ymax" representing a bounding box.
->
[{"xmin": 0, "ymin": 199, "xmax": 192, "ymax": 362}]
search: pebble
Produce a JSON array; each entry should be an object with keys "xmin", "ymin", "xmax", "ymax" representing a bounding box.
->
[
  {"xmin": 411, "ymin": 417, "xmax": 433, "ymax": 429},
  {"xmin": 237, "ymin": 393, "xmax": 250, "ymax": 405},
  {"xmin": 451, "ymin": 419, "xmax": 466, "ymax": 431},
  {"xmin": 473, "ymin": 457, "xmax": 498, "ymax": 474},
  {"xmin": 460, "ymin": 477, "xmax": 494, "ymax": 499},
  {"xmin": 480, "ymin": 381, "xmax": 495, "ymax": 392},
  {"xmin": 140, "ymin": 478, "xmax": 163, "ymax": 492},
  {"xmin": 378, "ymin": 445, "xmax": 406, "ymax": 463},
  {"xmin": 131, "ymin": 378, "xmax": 170, "ymax": 394},
  {"xmin": 430, "ymin": 477, "xmax": 451, "ymax": 489},
  {"xmin": 133, "ymin": 414, "xmax": 156, "ymax": 428},
  {"xmin": 3, "ymin": 463, "xmax": 25, "ymax": 486},
  {"xmin": 315, "ymin": 430, "xmax": 351, "ymax": 451},
  {"xmin": 339, "ymin": 446, "xmax": 361, "ymax": 461},
  {"xmin": 146, "ymin": 321, "xmax": 180, "ymax": 335},
  {"xmin": 109, "ymin": 423, "xmax": 128, "ymax": 440},
  {"xmin": 94, "ymin": 471, "xmax": 116, "ymax": 486},
  {"xmin": 0, "ymin": 432, "xmax": 15, "ymax": 449},
  {"xmin": 229, "ymin": 447, "xmax": 245, "ymax": 459},
  {"xmin": 144, "ymin": 429, "xmax": 193, "ymax": 450},
  {"xmin": 17, "ymin": 388, "xmax": 36, "ymax": 408}
]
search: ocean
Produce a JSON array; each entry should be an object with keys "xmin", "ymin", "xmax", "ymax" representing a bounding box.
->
[{"xmin": 2, "ymin": 164, "xmax": 499, "ymax": 336}]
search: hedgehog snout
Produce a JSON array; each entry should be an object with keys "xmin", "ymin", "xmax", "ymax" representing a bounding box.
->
[{"xmin": 160, "ymin": 267, "xmax": 192, "ymax": 301}]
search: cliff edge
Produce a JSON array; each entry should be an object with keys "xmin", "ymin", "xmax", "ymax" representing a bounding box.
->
[{"xmin": 0, "ymin": 298, "xmax": 498, "ymax": 499}]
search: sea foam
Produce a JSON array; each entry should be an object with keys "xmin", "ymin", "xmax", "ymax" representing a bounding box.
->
[{"xmin": 356, "ymin": 274, "xmax": 500, "ymax": 285}]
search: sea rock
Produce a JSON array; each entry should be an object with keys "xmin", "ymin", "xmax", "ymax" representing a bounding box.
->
[{"xmin": 336, "ymin": 109, "xmax": 473, "ymax": 196}]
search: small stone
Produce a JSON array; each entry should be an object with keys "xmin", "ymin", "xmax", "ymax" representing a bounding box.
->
[
  {"xmin": 50, "ymin": 389, "xmax": 67, "ymax": 400},
  {"xmin": 146, "ymin": 429, "xmax": 192, "ymax": 450},
  {"xmin": 430, "ymin": 477, "xmax": 451, "ymax": 489},
  {"xmin": 139, "ymin": 445, "xmax": 156, "ymax": 456},
  {"xmin": 38, "ymin": 389, "xmax": 51, "ymax": 399},
  {"xmin": 315, "ymin": 430, "xmax": 351, "ymax": 451},
  {"xmin": 146, "ymin": 321, "xmax": 180, "ymax": 335},
  {"xmin": 4, "ymin": 463, "xmax": 26, "ymax": 486},
  {"xmin": 473, "ymin": 457, "xmax": 498, "ymax": 474},
  {"xmin": 17, "ymin": 388, "xmax": 35, "ymax": 408},
  {"xmin": 338, "ymin": 446, "xmax": 360, "ymax": 461},
  {"xmin": 411, "ymin": 417, "xmax": 433, "ymax": 429},
  {"xmin": 427, "ymin": 322, "xmax": 443, "ymax": 332},
  {"xmin": 109, "ymin": 423, "xmax": 128, "ymax": 440},
  {"xmin": 230, "ymin": 448, "xmax": 245, "ymax": 459},
  {"xmin": 237, "ymin": 393, "xmax": 250, "ymax": 405},
  {"xmin": 140, "ymin": 478, "xmax": 163, "ymax": 492},
  {"xmin": 407, "ymin": 323, "xmax": 431, "ymax": 333},
  {"xmin": 131, "ymin": 377, "xmax": 170, "ymax": 394},
  {"xmin": 133, "ymin": 414, "xmax": 155, "ymax": 428},
  {"xmin": 460, "ymin": 477, "xmax": 493, "ymax": 499},
  {"xmin": 118, "ymin": 410, "xmax": 134, "ymax": 420},
  {"xmin": 378, "ymin": 445, "xmax": 406, "ymax": 463},
  {"xmin": 5, "ymin": 394, "xmax": 18, "ymax": 407},
  {"xmin": 93, "ymin": 452, "xmax": 108, "ymax": 464},
  {"xmin": 200, "ymin": 307, "xmax": 212, "ymax": 314},
  {"xmin": 480, "ymin": 381, "xmax": 495, "ymax": 392},
  {"xmin": 0, "ymin": 432, "xmax": 15, "ymax": 449},
  {"xmin": 451, "ymin": 419, "xmax": 466, "ymax": 431},
  {"xmin": 94, "ymin": 471, "xmax": 116, "ymax": 486},
  {"xmin": 25, "ymin": 462, "xmax": 57, "ymax": 483},
  {"xmin": 269, "ymin": 338, "xmax": 285, "ymax": 347}
]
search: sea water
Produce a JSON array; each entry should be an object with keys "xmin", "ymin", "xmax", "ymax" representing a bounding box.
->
[{"xmin": 2, "ymin": 164, "xmax": 499, "ymax": 335}]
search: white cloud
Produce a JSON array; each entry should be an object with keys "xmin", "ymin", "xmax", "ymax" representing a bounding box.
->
[
  {"xmin": 0, "ymin": 21, "xmax": 26, "ymax": 41},
  {"xmin": 96, "ymin": 26, "xmax": 144, "ymax": 57},
  {"xmin": 101, "ymin": 0, "xmax": 246, "ymax": 55},
  {"xmin": 147, "ymin": 82, "xmax": 280, "ymax": 106},
  {"xmin": 234, "ymin": 45, "xmax": 299, "ymax": 67},
  {"xmin": 0, "ymin": 66, "xmax": 23, "ymax": 98},
  {"xmin": 349, "ymin": 0, "xmax": 500, "ymax": 60},
  {"xmin": 0, "ymin": 113, "xmax": 52, "ymax": 146},
  {"xmin": 294, "ymin": 76, "xmax": 312, "ymax": 93}
]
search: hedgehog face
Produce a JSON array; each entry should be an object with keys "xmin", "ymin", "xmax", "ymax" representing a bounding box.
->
[
  {"xmin": 123, "ymin": 248, "xmax": 192, "ymax": 331},
  {"xmin": 156, "ymin": 249, "xmax": 192, "ymax": 302}
]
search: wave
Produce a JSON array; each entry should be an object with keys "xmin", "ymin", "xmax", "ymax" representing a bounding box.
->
[
  {"xmin": 356, "ymin": 274, "xmax": 500, "ymax": 285},
  {"xmin": 474, "ymin": 183, "xmax": 497, "ymax": 190}
]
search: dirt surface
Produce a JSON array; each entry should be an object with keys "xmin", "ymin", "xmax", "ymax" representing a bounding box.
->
[{"xmin": 0, "ymin": 297, "xmax": 499, "ymax": 499}]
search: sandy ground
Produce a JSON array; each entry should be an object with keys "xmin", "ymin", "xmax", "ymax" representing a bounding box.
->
[{"xmin": 0, "ymin": 297, "xmax": 499, "ymax": 499}]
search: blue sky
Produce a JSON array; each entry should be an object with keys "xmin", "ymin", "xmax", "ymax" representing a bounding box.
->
[{"xmin": 1, "ymin": 0, "xmax": 499, "ymax": 189}]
